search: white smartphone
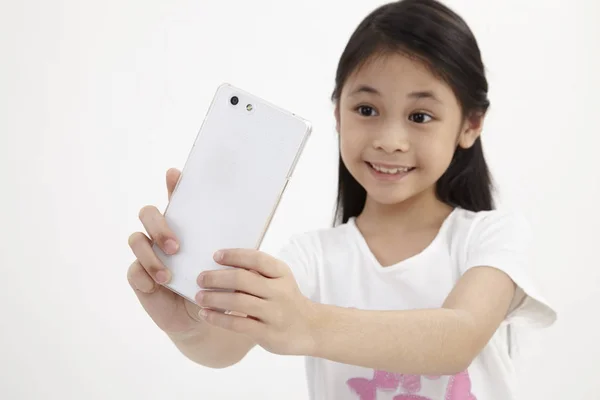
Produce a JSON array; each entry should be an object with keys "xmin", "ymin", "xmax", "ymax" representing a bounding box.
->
[{"xmin": 153, "ymin": 83, "xmax": 311, "ymax": 304}]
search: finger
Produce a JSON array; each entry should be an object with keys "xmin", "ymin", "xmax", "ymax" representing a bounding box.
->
[
  {"xmin": 198, "ymin": 307, "xmax": 264, "ymax": 337},
  {"xmin": 198, "ymin": 268, "xmax": 271, "ymax": 298},
  {"xmin": 214, "ymin": 249, "xmax": 283, "ymax": 278},
  {"xmin": 195, "ymin": 290, "xmax": 268, "ymax": 320},
  {"xmin": 128, "ymin": 232, "xmax": 172, "ymax": 284},
  {"xmin": 138, "ymin": 205, "xmax": 179, "ymax": 255},
  {"xmin": 126, "ymin": 259, "xmax": 156, "ymax": 293},
  {"xmin": 166, "ymin": 168, "xmax": 181, "ymax": 200}
]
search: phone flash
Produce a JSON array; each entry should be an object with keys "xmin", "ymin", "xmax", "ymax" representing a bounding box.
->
[{"xmin": 246, "ymin": 104, "xmax": 253, "ymax": 111}]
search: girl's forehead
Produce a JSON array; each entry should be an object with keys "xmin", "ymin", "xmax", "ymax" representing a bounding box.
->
[{"xmin": 343, "ymin": 52, "xmax": 453, "ymax": 100}]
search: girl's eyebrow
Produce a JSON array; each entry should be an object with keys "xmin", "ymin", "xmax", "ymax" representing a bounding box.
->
[
  {"xmin": 349, "ymin": 84, "xmax": 443, "ymax": 104},
  {"xmin": 407, "ymin": 90, "xmax": 443, "ymax": 104},
  {"xmin": 349, "ymin": 84, "xmax": 382, "ymax": 97}
]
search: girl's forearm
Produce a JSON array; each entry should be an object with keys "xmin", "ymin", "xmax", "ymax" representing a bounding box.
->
[
  {"xmin": 167, "ymin": 323, "xmax": 256, "ymax": 369},
  {"xmin": 309, "ymin": 305, "xmax": 478, "ymax": 376}
]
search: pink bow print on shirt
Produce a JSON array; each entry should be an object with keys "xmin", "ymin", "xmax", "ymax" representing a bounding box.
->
[
  {"xmin": 442, "ymin": 371, "xmax": 477, "ymax": 400},
  {"xmin": 347, "ymin": 370, "xmax": 401, "ymax": 399},
  {"xmin": 347, "ymin": 369, "xmax": 476, "ymax": 400},
  {"xmin": 347, "ymin": 371, "xmax": 434, "ymax": 399}
]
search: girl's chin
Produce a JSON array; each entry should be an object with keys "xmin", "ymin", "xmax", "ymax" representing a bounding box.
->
[{"xmin": 364, "ymin": 188, "xmax": 415, "ymax": 206}]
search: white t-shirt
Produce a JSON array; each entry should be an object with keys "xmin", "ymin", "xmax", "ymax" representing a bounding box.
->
[{"xmin": 277, "ymin": 207, "xmax": 556, "ymax": 400}]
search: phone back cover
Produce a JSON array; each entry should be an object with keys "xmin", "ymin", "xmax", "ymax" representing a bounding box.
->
[{"xmin": 154, "ymin": 83, "xmax": 311, "ymax": 303}]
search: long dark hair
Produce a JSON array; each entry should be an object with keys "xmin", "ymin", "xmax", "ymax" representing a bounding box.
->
[{"xmin": 332, "ymin": 0, "xmax": 495, "ymax": 225}]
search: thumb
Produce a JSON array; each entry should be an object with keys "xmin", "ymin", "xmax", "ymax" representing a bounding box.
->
[{"xmin": 166, "ymin": 168, "xmax": 181, "ymax": 200}]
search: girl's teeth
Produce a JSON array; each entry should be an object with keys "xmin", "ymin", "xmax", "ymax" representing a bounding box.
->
[{"xmin": 370, "ymin": 163, "xmax": 410, "ymax": 174}]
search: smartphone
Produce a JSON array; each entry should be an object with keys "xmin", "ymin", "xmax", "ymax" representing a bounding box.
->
[{"xmin": 153, "ymin": 83, "xmax": 311, "ymax": 304}]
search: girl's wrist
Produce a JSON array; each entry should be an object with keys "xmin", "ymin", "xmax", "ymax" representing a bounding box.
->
[{"xmin": 304, "ymin": 302, "xmax": 338, "ymax": 359}]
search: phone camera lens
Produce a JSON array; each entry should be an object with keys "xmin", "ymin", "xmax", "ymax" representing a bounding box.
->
[{"xmin": 230, "ymin": 96, "xmax": 239, "ymax": 106}]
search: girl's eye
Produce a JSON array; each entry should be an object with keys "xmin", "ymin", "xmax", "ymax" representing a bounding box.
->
[
  {"xmin": 356, "ymin": 105, "xmax": 378, "ymax": 117},
  {"xmin": 409, "ymin": 112, "xmax": 433, "ymax": 124}
]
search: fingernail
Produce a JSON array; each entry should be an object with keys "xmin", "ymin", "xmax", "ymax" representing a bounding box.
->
[
  {"xmin": 136, "ymin": 279, "xmax": 155, "ymax": 293},
  {"xmin": 155, "ymin": 269, "xmax": 171, "ymax": 284},
  {"xmin": 164, "ymin": 239, "xmax": 179, "ymax": 255},
  {"xmin": 198, "ymin": 308, "xmax": 208, "ymax": 318},
  {"xmin": 213, "ymin": 250, "xmax": 223, "ymax": 262}
]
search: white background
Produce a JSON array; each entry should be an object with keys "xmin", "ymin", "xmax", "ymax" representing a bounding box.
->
[{"xmin": 1, "ymin": 0, "xmax": 598, "ymax": 399}]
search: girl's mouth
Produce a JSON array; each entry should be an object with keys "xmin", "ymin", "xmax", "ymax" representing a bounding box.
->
[
  {"xmin": 366, "ymin": 162, "xmax": 415, "ymax": 182},
  {"xmin": 367, "ymin": 162, "xmax": 415, "ymax": 175}
]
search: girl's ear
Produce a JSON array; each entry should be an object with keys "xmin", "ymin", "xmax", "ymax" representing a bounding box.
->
[
  {"xmin": 334, "ymin": 105, "xmax": 340, "ymax": 134},
  {"xmin": 458, "ymin": 112, "xmax": 485, "ymax": 149}
]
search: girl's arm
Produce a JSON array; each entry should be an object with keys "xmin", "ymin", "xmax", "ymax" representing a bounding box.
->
[
  {"xmin": 309, "ymin": 266, "xmax": 516, "ymax": 375},
  {"xmin": 166, "ymin": 326, "xmax": 256, "ymax": 369},
  {"xmin": 194, "ymin": 249, "xmax": 516, "ymax": 376}
]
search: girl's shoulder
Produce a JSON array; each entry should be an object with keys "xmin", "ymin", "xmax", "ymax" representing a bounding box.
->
[
  {"xmin": 445, "ymin": 207, "xmax": 533, "ymax": 251},
  {"xmin": 450, "ymin": 207, "xmax": 530, "ymax": 230},
  {"xmin": 284, "ymin": 218, "xmax": 357, "ymax": 251}
]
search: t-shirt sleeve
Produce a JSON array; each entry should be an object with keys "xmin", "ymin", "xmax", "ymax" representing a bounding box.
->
[
  {"xmin": 462, "ymin": 210, "xmax": 557, "ymax": 328},
  {"xmin": 275, "ymin": 233, "xmax": 319, "ymax": 300}
]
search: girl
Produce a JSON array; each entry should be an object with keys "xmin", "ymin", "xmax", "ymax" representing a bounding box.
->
[{"xmin": 127, "ymin": 0, "xmax": 556, "ymax": 398}]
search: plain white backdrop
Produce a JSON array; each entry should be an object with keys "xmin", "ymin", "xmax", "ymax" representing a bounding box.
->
[{"xmin": 1, "ymin": 0, "xmax": 599, "ymax": 398}]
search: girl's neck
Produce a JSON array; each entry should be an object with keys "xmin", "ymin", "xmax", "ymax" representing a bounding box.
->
[{"xmin": 356, "ymin": 187, "xmax": 454, "ymax": 235}]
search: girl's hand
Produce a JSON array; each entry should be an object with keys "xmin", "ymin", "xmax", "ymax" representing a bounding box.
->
[
  {"xmin": 127, "ymin": 168, "xmax": 205, "ymax": 337},
  {"xmin": 195, "ymin": 249, "xmax": 319, "ymax": 356}
]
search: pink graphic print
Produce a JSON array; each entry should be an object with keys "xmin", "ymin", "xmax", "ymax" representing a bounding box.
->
[
  {"xmin": 346, "ymin": 370, "xmax": 476, "ymax": 400},
  {"xmin": 347, "ymin": 370, "xmax": 400, "ymax": 400},
  {"xmin": 444, "ymin": 371, "xmax": 476, "ymax": 400},
  {"xmin": 400, "ymin": 375, "xmax": 421, "ymax": 393}
]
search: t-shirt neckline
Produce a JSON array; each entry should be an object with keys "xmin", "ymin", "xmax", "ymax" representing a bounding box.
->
[{"xmin": 347, "ymin": 208, "xmax": 458, "ymax": 273}]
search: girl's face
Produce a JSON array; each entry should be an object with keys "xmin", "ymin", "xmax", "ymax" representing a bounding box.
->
[{"xmin": 337, "ymin": 52, "xmax": 483, "ymax": 206}]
